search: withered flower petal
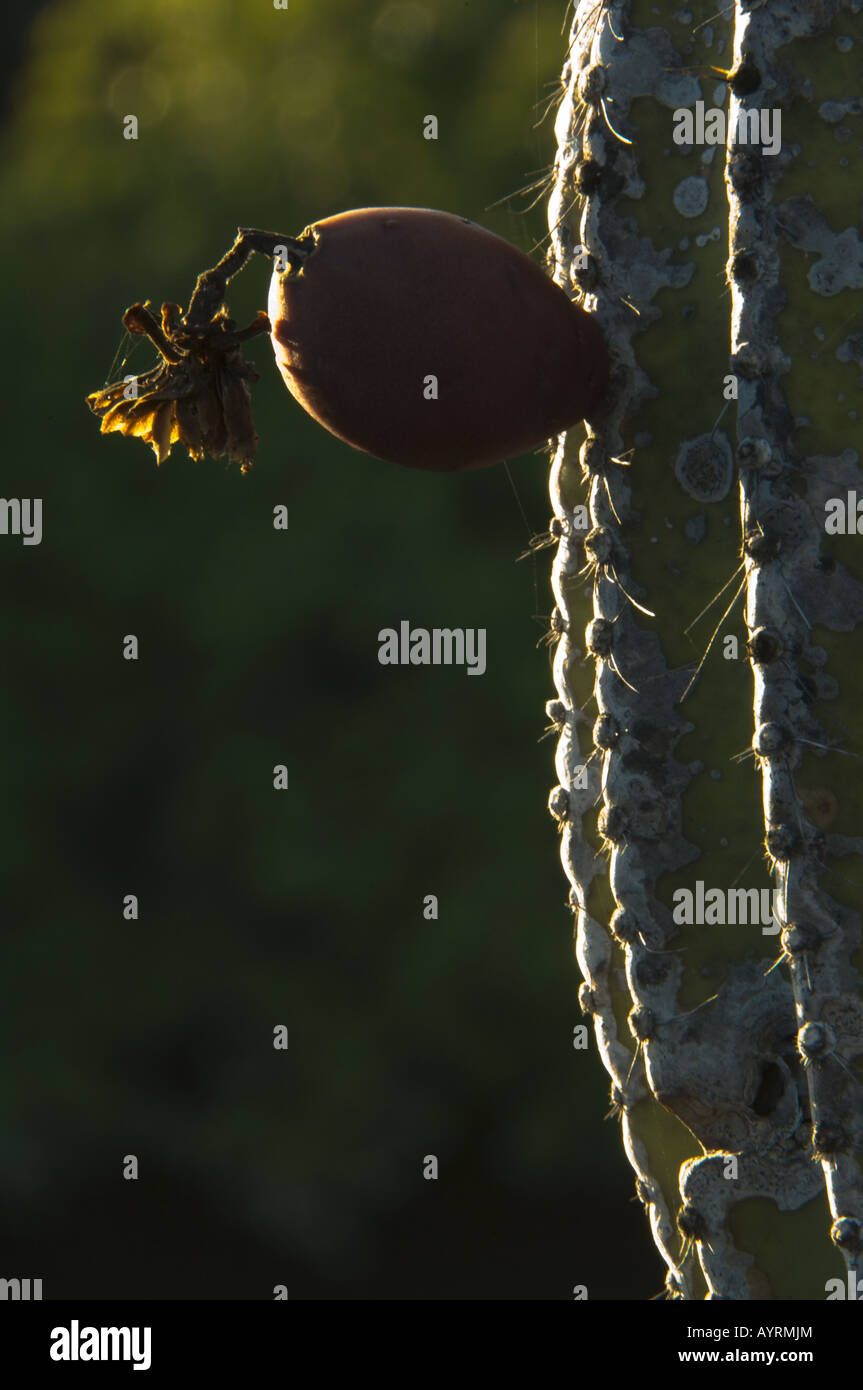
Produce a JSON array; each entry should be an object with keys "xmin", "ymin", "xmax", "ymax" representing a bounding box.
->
[
  {"xmin": 174, "ymin": 396, "xmax": 206, "ymax": 461},
  {"xmin": 87, "ymin": 287, "xmax": 270, "ymax": 468},
  {"xmin": 150, "ymin": 403, "xmax": 177, "ymax": 465},
  {"xmin": 217, "ymin": 368, "xmax": 258, "ymax": 469}
]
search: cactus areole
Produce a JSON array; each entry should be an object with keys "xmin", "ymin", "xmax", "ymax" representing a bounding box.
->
[{"xmin": 85, "ymin": 208, "xmax": 610, "ymax": 473}]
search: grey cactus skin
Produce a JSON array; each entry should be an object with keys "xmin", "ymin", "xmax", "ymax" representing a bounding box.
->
[{"xmin": 547, "ymin": 0, "xmax": 863, "ymax": 1298}]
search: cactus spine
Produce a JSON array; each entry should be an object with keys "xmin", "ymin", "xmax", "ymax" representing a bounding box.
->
[{"xmin": 549, "ymin": 0, "xmax": 863, "ymax": 1298}]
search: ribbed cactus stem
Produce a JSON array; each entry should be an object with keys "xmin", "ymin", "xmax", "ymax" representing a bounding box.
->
[
  {"xmin": 730, "ymin": 0, "xmax": 863, "ymax": 1283},
  {"xmin": 549, "ymin": 0, "xmax": 863, "ymax": 1299}
]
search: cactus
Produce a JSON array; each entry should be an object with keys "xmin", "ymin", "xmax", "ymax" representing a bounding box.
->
[{"xmin": 548, "ymin": 0, "xmax": 863, "ymax": 1298}]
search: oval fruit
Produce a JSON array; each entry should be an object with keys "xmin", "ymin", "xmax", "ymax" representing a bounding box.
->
[{"xmin": 267, "ymin": 207, "xmax": 609, "ymax": 472}]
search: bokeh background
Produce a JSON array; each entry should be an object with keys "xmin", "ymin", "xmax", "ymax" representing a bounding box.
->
[{"xmin": 0, "ymin": 0, "xmax": 657, "ymax": 1298}]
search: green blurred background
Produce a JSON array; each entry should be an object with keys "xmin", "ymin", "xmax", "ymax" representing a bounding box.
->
[{"xmin": 0, "ymin": 0, "xmax": 656, "ymax": 1298}]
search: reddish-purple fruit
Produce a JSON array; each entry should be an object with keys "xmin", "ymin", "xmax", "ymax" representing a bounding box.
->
[
  {"xmin": 86, "ymin": 209, "xmax": 609, "ymax": 473},
  {"xmin": 268, "ymin": 207, "xmax": 609, "ymax": 472}
]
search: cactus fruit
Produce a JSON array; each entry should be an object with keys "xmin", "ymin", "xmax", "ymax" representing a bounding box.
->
[
  {"xmin": 267, "ymin": 207, "xmax": 611, "ymax": 470},
  {"xmin": 86, "ymin": 210, "xmax": 610, "ymax": 473},
  {"xmin": 548, "ymin": 0, "xmax": 863, "ymax": 1299}
]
